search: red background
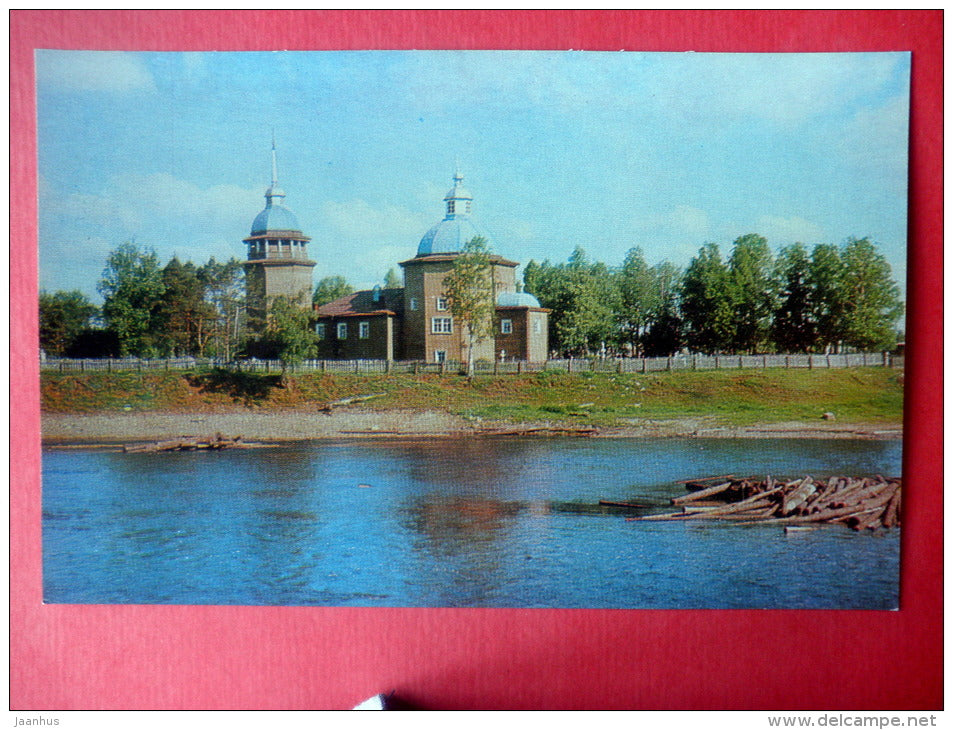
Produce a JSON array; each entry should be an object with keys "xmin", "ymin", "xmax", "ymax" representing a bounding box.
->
[{"xmin": 10, "ymin": 10, "xmax": 943, "ymax": 710}]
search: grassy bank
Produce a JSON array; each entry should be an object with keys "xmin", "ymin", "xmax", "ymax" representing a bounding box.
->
[{"xmin": 40, "ymin": 367, "xmax": 904, "ymax": 428}]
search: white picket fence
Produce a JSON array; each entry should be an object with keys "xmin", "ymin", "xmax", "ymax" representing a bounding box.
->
[{"xmin": 41, "ymin": 351, "xmax": 903, "ymax": 374}]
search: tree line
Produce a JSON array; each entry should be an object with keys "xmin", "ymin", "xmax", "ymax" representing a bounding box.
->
[
  {"xmin": 40, "ymin": 242, "xmax": 246, "ymax": 359},
  {"xmin": 522, "ymin": 234, "xmax": 903, "ymax": 357},
  {"xmin": 40, "ymin": 234, "xmax": 904, "ymax": 362}
]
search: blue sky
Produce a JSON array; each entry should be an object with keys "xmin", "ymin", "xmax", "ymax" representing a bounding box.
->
[{"xmin": 36, "ymin": 50, "xmax": 910, "ymax": 303}]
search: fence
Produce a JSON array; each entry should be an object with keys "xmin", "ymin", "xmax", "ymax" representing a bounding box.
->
[{"xmin": 41, "ymin": 351, "xmax": 903, "ymax": 374}]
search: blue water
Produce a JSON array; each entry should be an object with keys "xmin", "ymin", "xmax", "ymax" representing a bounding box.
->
[{"xmin": 42, "ymin": 438, "xmax": 901, "ymax": 608}]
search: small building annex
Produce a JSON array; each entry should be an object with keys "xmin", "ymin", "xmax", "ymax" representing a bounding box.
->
[{"xmin": 314, "ymin": 172, "xmax": 549, "ymax": 364}]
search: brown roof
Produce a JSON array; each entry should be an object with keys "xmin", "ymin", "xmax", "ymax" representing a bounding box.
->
[{"xmin": 315, "ymin": 288, "xmax": 404, "ymax": 318}]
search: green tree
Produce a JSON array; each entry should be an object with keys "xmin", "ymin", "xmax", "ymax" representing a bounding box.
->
[
  {"xmin": 383, "ymin": 268, "xmax": 402, "ymax": 289},
  {"xmin": 523, "ymin": 249, "xmax": 617, "ymax": 356},
  {"xmin": 154, "ymin": 257, "xmax": 215, "ymax": 356},
  {"xmin": 808, "ymin": 243, "xmax": 849, "ymax": 352},
  {"xmin": 839, "ymin": 237, "xmax": 904, "ymax": 351},
  {"xmin": 199, "ymin": 257, "xmax": 245, "ymax": 360},
  {"xmin": 312, "ymin": 276, "xmax": 354, "ymax": 307},
  {"xmin": 772, "ymin": 243, "xmax": 815, "ymax": 352},
  {"xmin": 98, "ymin": 242, "xmax": 166, "ymax": 356},
  {"xmin": 727, "ymin": 234, "xmax": 777, "ymax": 353},
  {"xmin": 264, "ymin": 295, "xmax": 318, "ymax": 374},
  {"xmin": 681, "ymin": 243, "xmax": 734, "ymax": 353},
  {"xmin": 39, "ymin": 290, "xmax": 99, "ymax": 356},
  {"xmin": 642, "ymin": 262, "xmax": 683, "ymax": 356},
  {"xmin": 442, "ymin": 236, "xmax": 495, "ymax": 376},
  {"xmin": 617, "ymin": 247, "xmax": 657, "ymax": 355}
]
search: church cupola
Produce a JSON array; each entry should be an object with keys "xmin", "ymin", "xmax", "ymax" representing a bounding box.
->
[
  {"xmin": 416, "ymin": 170, "xmax": 489, "ymax": 256},
  {"xmin": 443, "ymin": 171, "xmax": 473, "ymax": 219}
]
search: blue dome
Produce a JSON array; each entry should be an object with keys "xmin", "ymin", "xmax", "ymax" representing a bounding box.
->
[
  {"xmin": 497, "ymin": 291, "xmax": 541, "ymax": 308},
  {"xmin": 251, "ymin": 202, "xmax": 301, "ymax": 235},
  {"xmin": 417, "ymin": 217, "xmax": 490, "ymax": 256}
]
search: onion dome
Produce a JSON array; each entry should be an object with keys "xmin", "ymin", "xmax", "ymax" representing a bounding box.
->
[
  {"xmin": 496, "ymin": 291, "xmax": 542, "ymax": 308},
  {"xmin": 416, "ymin": 171, "xmax": 492, "ymax": 256},
  {"xmin": 250, "ymin": 139, "xmax": 302, "ymax": 235}
]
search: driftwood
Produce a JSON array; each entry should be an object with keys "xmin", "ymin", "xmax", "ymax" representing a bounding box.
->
[
  {"xmin": 627, "ymin": 474, "xmax": 901, "ymax": 531},
  {"xmin": 317, "ymin": 393, "xmax": 386, "ymax": 414},
  {"xmin": 476, "ymin": 426, "xmax": 598, "ymax": 437},
  {"xmin": 123, "ymin": 433, "xmax": 244, "ymax": 453}
]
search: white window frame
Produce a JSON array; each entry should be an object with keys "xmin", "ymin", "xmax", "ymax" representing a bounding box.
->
[
  {"xmin": 337, "ymin": 322, "xmax": 348, "ymax": 340},
  {"xmin": 434, "ymin": 350, "xmax": 447, "ymax": 363},
  {"xmin": 316, "ymin": 323, "xmax": 326, "ymax": 340},
  {"xmin": 435, "ymin": 297, "xmax": 449, "ymax": 311},
  {"xmin": 501, "ymin": 319, "xmax": 513, "ymax": 335},
  {"xmin": 359, "ymin": 321, "xmax": 370, "ymax": 339},
  {"xmin": 431, "ymin": 317, "xmax": 453, "ymax": 334},
  {"xmin": 410, "ymin": 298, "xmax": 419, "ymax": 311}
]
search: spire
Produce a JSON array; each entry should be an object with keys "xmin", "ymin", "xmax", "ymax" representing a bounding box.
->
[
  {"xmin": 271, "ymin": 130, "xmax": 279, "ymax": 189},
  {"xmin": 264, "ymin": 134, "xmax": 285, "ymax": 207}
]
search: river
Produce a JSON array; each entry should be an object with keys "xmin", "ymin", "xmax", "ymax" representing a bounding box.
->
[{"xmin": 42, "ymin": 437, "xmax": 901, "ymax": 609}]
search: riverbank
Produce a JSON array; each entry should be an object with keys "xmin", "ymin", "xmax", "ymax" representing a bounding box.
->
[{"xmin": 41, "ymin": 409, "xmax": 902, "ymax": 445}]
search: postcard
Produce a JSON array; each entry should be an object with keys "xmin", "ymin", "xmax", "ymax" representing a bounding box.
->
[{"xmin": 37, "ymin": 50, "xmax": 909, "ymax": 609}]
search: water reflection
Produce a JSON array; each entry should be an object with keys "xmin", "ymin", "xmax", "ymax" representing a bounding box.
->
[{"xmin": 42, "ymin": 438, "xmax": 903, "ymax": 607}]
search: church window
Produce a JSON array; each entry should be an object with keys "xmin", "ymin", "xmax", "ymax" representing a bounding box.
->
[
  {"xmin": 447, "ymin": 201, "xmax": 455, "ymax": 215},
  {"xmin": 359, "ymin": 321, "xmax": 370, "ymax": 339},
  {"xmin": 316, "ymin": 323, "xmax": 326, "ymax": 339},
  {"xmin": 431, "ymin": 317, "xmax": 453, "ymax": 334},
  {"xmin": 501, "ymin": 319, "xmax": 513, "ymax": 335},
  {"xmin": 337, "ymin": 322, "xmax": 348, "ymax": 339},
  {"xmin": 436, "ymin": 297, "xmax": 449, "ymax": 311}
]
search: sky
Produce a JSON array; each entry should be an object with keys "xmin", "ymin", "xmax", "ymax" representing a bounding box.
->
[{"xmin": 36, "ymin": 50, "xmax": 910, "ymax": 303}]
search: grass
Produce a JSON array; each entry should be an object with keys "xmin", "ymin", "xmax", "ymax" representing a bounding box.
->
[{"xmin": 40, "ymin": 366, "xmax": 904, "ymax": 427}]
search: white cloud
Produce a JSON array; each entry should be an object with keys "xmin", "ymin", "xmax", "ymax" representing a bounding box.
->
[
  {"xmin": 320, "ymin": 198, "xmax": 430, "ymax": 243},
  {"xmin": 36, "ymin": 51, "xmax": 156, "ymax": 93}
]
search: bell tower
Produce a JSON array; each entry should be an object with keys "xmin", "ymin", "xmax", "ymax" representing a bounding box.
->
[{"xmin": 243, "ymin": 139, "xmax": 315, "ymax": 325}]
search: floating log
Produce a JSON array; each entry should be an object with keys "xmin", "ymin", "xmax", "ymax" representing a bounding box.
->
[
  {"xmin": 671, "ymin": 481, "xmax": 732, "ymax": 505},
  {"xmin": 625, "ymin": 474, "xmax": 901, "ymax": 531}
]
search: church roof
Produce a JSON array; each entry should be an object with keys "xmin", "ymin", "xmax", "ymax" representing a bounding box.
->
[
  {"xmin": 315, "ymin": 288, "xmax": 404, "ymax": 318},
  {"xmin": 416, "ymin": 171, "xmax": 492, "ymax": 256},
  {"xmin": 496, "ymin": 291, "xmax": 542, "ymax": 308},
  {"xmin": 251, "ymin": 203, "xmax": 301, "ymax": 235},
  {"xmin": 417, "ymin": 217, "xmax": 489, "ymax": 256}
]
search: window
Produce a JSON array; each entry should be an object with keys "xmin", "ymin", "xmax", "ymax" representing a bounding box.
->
[
  {"xmin": 436, "ymin": 297, "xmax": 449, "ymax": 311},
  {"xmin": 337, "ymin": 322, "xmax": 348, "ymax": 339},
  {"xmin": 316, "ymin": 323, "xmax": 326, "ymax": 340},
  {"xmin": 434, "ymin": 350, "xmax": 447, "ymax": 363},
  {"xmin": 431, "ymin": 317, "xmax": 453, "ymax": 334},
  {"xmin": 410, "ymin": 298, "xmax": 419, "ymax": 311},
  {"xmin": 447, "ymin": 201, "xmax": 455, "ymax": 215},
  {"xmin": 359, "ymin": 321, "xmax": 370, "ymax": 339},
  {"xmin": 533, "ymin": 319, "xmax": 542, "ymax": 334},
  {"xmin": 501, "ymin": 319, "xmax": 513, "ymax": 335}
]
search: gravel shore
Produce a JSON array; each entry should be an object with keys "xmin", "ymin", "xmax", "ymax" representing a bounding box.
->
[{"xmin": 41, "ymin": 409, "xmax": 903, "ymax": 445}]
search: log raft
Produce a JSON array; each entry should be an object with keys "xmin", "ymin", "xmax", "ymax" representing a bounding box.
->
[
  {"xmin": 123, "ymin": 433, "xmax": 245, "ymax": 453},
  {"xmin": 625, "ymin": 475, "xmax": 901, "ymax": 531}
]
